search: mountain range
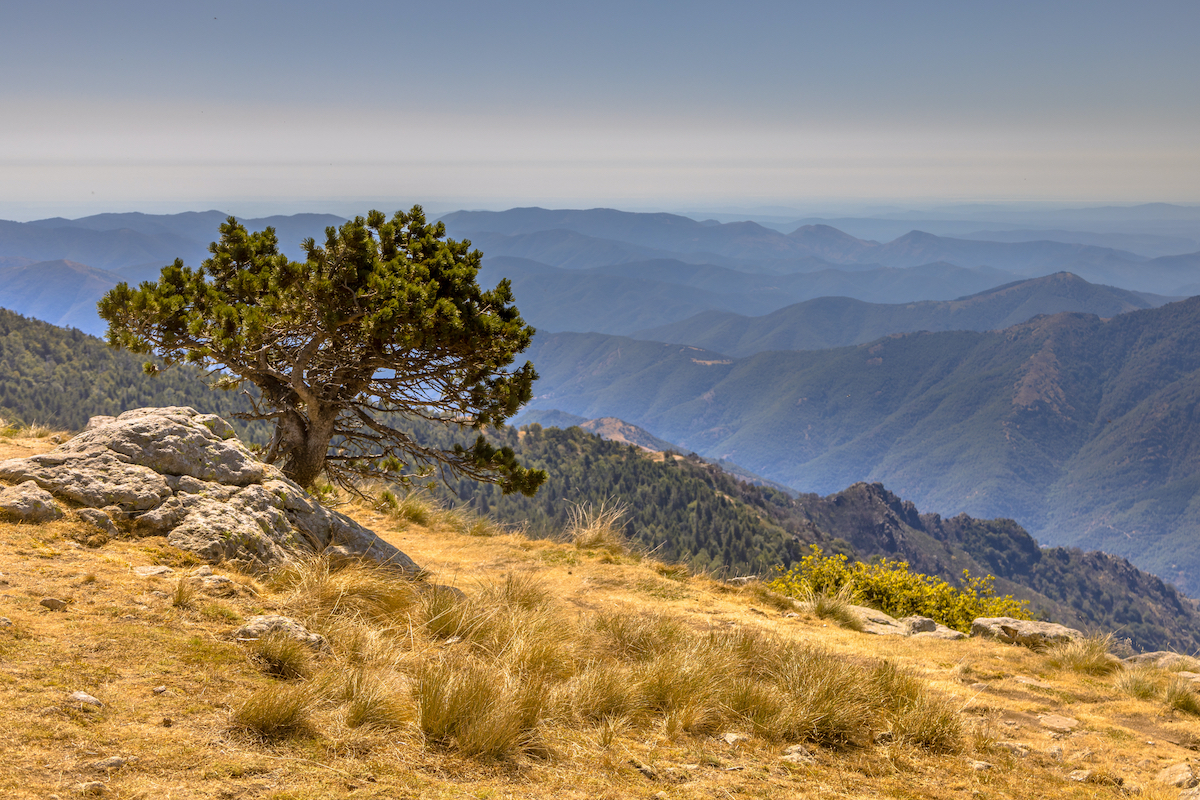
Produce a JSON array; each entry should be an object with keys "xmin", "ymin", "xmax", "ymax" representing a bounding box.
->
[
  {"xmin": 634, "ymin": 272, "xmax": 1177, "ymax": 356},
  {"xmin": 519, "ymin": 295, "xmax": 1200, "ymax": 594}
]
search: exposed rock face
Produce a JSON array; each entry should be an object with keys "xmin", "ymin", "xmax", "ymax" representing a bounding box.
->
[
  {"xmin": 0, "ymin": 480, "xmax": 64, "ymax": 522},
  {"xmin": 0, "ymin": 407, "xmax": 418, "ymax": 574},
  {"xmin": 970, "ymin": 616, "xmax": 1082, "ymax": 647}
]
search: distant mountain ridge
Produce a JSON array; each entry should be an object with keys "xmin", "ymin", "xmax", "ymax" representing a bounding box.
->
[
  {"xmin": 635, "ymin": 272, "xmax": 1178, "ymax": 356},
  {"xmin": 519, "ymin": 296, "xmax": 1200, "ymax": 594},
  {"xmin": 445, "ymin": 206, "xmax": 1200, "ymax": 293}
]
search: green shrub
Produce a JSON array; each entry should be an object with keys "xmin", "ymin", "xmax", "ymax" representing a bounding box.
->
[{"xmin": 768, "ymin": 546, "xmax": 1030, "ymax": 632}]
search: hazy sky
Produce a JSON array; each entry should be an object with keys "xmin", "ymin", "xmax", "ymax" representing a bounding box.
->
[{"xmin": 3, "ymin": 0, "xmax": 1199, "ymax": 217}]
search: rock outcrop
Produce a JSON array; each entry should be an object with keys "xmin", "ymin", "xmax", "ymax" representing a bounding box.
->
[
  {"xmin": 971, "ymin": 616, "xmax": 1082, "ymax": 647},
  {"xmin": 0, "ymin": 407, "xmax": 418, "ymax": 574}
]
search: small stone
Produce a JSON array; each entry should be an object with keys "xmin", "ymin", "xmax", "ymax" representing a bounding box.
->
[
  {"xmin": 232, "ymin": 615, "xmax": 328, "ymax": 650},
  {"xmin": 994, "ymin": 741, "xmax": 1030, "ymax": 758},
  {"xmin": 1155, "ymin": 762, "xmax": 1198, "ymax": 789},
  {"xmin": 68, "ymin": 691, "xmax": 103, "ymax": 708},
  {"xmin": 719, "ymin": 732, "xmax": 750, "ymax": 746},
  {"xmin": 75, "ymin": 782, "xmax": 106, "ymax": 796},
  {"xmin": 134, "ymin": 566, "xmax": 174, "ymax": 577},
  {"xmin": 190, "ymin": 565, "xmax": 213, "ymax": 577},
  {"xmin": 152, "ymin": 685, "xmax": 167, "ymax": 695},
  {"xmin": 1069, "ymin": 770, "xmax": 1093, "ymax": 782},
  {"xmin": 91, "ymin": 756, "xmax": 127, "ymax": 771},
  {"xmin": 969, "ymin": 760, "xmax": 993, "ymax": 771},
  {"xmin": 1045, "ymin": 745, "xmax": 1063, "ymax": 759},
  {"xmin": 1180, "ymin": 788, "xmax": 1200, "ymax": 800},
  {"xmin": 76, "ymin": 508, "xmax": 117, "ymax": 536},
  {"xmin": 0, "ymin": 617, "xmax": 11, "ymax": 627},
  {"xmin": 1038, "ymin": 714, "xmax": 1079, "ymax": 733},
  {"xmin": 41, "ymin": 597, "xmax": 69, "ymax": 611},
  {"xmin": 781, "ymin": 744, "xmax": 816, "ymax": 764}
]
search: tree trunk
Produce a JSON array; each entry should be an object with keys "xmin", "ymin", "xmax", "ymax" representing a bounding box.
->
[{"xmin": 272, "ymin": 407, "xmax": 337, "ymax": 488}]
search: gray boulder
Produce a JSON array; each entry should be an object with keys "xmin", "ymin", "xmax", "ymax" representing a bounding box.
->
[
  {"xmin": 0, "ymin": 407, "xmax": 419, "ymax": 574},
  {"xmin": 1124, "ymin": 651, "xmax": 1200, "ymax": 671},
  {"xmin": 971, "ymin": 617, "xmax": 1082, "ymax": 647},
  {"xmin": 0, "ymin": 480, "xmax": 63, "ymax": 522},
  {"xmin": 233, "ymin": 615, "xmax": 328, "ymax": 650}
]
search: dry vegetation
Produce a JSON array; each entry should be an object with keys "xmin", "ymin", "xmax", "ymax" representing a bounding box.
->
[{"xmin": 1, "ymin": 431, "xmax": 1200, "ymax": 799}]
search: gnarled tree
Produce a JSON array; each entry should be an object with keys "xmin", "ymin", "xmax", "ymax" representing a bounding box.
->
[{"xmin": 98, "ymin": 207, "xmax": 546, "ymax": 495}]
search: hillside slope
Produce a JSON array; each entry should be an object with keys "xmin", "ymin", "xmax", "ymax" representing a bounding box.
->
[
  {"xmin": 5, "ymin": 463, "xmax": 1200, "ymax": 799},
  {"xmin": 446, "ymin": 425, "xmax": 1200, "ymax": 652},
  {"xmin": 522, "ymin": 297, "xmax": 1200, "ymax": 593}
]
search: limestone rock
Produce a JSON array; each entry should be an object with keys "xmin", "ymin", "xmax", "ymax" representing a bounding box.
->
[
  {"xmin": 0, "ymin": 449, "xmax": 171, "ymax": 511},
  {"xmin": 848, "ymin": 606, "xmax": 908, "ymax": 635},
  {"xmin": 1125, "ymin": 651, "xmax": 1200, "ymax": 672},
  {"xmin": 69, "ymin": 690, "xmax": 103, "ymax": 707},
  {"xmin": 233, "ymin": 615, "xmax": 328, "ymax": 650},
  {"xmin": 63, "ymin": 407, "xmax": 263, "ymax": 485},
  {"xmin": 1156, "ymin": 762, "xmax": 1198, "ymax": 789},
  {"xmin": 133, "ymin": 566, "xmax": 174, "ymax": 577},
  {"xmin": 912, "ymin": 623, "xmax": 968, "ymax": 640},
  {"xmin": 971, "ymin": 617, "xmax": 1082, "ymax": 647},
  {"xmin": 91, "ymin": 756, "xmax": 128, "ymax": 771},
  {"xmin": 899, "ymin": 616, "xmax": 937, "ymax": 634},
  {"xmin": 0, "ymin": 406, "xmax": 419, "ymax": 574},
  {"xmin": 0, "ymin": 480, "xmax": 64, "ymax": 522},
  {"xmin": 1038, "ymin": 714, "xmax": 1079, "ymax": 733},
  {"xmin": 41, "ymin": 597, "xmax": 69, "ymax": 611},
  {"xmin": 76, "ymin": 508, "xmax": 117, "ymax": 536}
]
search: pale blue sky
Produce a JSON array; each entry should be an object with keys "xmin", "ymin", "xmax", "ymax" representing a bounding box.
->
[{"xmin": 2, "ymin": 1, "xmax": 1198, "ymax": 217}]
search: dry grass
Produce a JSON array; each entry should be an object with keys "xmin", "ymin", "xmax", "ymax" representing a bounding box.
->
[
  {"xmin": 1115, "ymin": 665, "xmax": 1160, "ymax": 699},
  {"xmin": 245, "ymin": 632, "xmax": 315, "ymax": 680},
  {"xmin": 2, "ymin": 428, "xmax": 1199, "ymax": 799},
  {"xmin": 1045, "ymin": 633, "xmax": 1121, "ymax": 675},
  {"xmin": 795, "ymin": 581, "xmax": 865, "ymax": 631},
  {"xmin": 567, "ymin": 498, "xmax": 630, "ymax": 554},
  {"xmin": 231, "ymin": 681, "xmax": 315, "ymax": 740},
  {"xmin": 1165, "ymin": 677, "xmax": 1200, "ymax": 716}
]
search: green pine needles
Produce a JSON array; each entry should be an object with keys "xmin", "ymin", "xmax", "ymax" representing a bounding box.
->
[{"xmin": 98, "ymin": 207, "xmax": 546, "ymax": 494}]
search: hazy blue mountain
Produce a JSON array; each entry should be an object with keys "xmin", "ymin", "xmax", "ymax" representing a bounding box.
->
[
  {"xmin": 480, "ymin": 256, "xmax": 1026, "ymax": 336},
  {"xmin": 959, "ymin": 229, "xmax": 1200, "ymax": 258},
  {"xmin": 519, "ymin": 297, "xmax": 1200, "ymax": 594},
  {"xmin": 477, "ymin": 256, "xmax": 778, "ymax": 334},
  {"xmin": 2, "ymin": 211, "xmax": 346, "ymax": 274},
  {"xmin": 0, "ymin": 260, "xmax": 123, "ymax": 336},
  {"xmin": 634, "ymin": 272, "xmax": 1177, "ymax": 356}
]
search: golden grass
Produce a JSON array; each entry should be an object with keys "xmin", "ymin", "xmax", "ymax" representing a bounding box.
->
[
  {"xmin": 1, "ymin": 430, "xmax": 1199, "ymax": 799},
  {"xmin": 1045, "ymin": 633, "xmax": 1122, "ymax": 675}
]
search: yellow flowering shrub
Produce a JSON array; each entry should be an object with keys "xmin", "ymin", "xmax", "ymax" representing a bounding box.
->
[{"xmin": 768, "ymin": 546, "xmax": 1030, "ymax": 632}]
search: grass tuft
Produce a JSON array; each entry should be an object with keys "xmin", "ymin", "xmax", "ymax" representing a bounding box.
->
[
  {"xmin": 1115, "ymin": 666, "xmax": 1159, "ymax": 700},
  {"xmin": 340, "ymin": 668, "xmax": 413, "ymax": 730},
  {"xmin": 567, "ymin": 499, "xmax": 630, "ymax": 555},
  {"xmin": 1164, "ymin": 677, "xmax": 1200, "ymax": 716},
  {"xmin": 232, "ymin": 682, "xmax": 315, "ymax": 740},
  {"xmin": 1045, "ymin": 633, "xmax": 1120, "ymax": 675},
  {"xmin": 246, "ymin": 632, "xmax": 315, "ymax": 680},
  {"xmin": 170, "ymin": 577, "xmax": 196, "ymax": 609},
  {"xmin": 271, "ymin": 554, "xmax": 418, "ymax": 625}
]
